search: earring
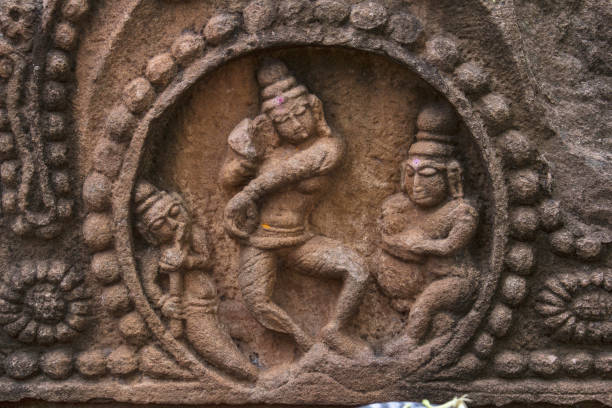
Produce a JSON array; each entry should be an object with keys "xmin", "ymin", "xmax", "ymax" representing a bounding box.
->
[{"xmin": 447, "ymin": 160, "xmax": 464, "ymax": 198}]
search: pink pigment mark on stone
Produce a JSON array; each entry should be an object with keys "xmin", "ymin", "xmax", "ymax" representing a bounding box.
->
[
  {"xmin": 275, "ymin": 96, "xmax": 285, "ymax": 105},
  {"xmin": 412, "ymin": 158, "xmax": 421, "ymax": 167}
]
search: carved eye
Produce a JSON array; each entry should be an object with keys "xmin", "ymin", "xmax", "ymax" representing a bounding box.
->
[
  {"xmin": 9, "ymin": 8, "xmax": 20, "ymax": 21},
  {"xmin": 169, "ymin": 204, "xmax": 181, "ymax": 217},
  {"xmin": 151, "ymin": 218, "xmax": 165, "ymax": 231},
  {"xmin": 418, "ymin": 167, "xmax": 438, "ymax": 176},
  {"xmin": 272, "ymin": 113, "xmax": 289, "ymax": 123}
]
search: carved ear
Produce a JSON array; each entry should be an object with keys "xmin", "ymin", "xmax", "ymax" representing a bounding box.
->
[
  {"xmin": 446, "ymin": 160, "xmax": 464, "ymax": 198},
  {"xmin": 308, "ymin": 94, "xmax": 331, "ymax": 137},
  {"xmin": 399, "ymin": 160, "xmax": 410, "ymax": 193}
]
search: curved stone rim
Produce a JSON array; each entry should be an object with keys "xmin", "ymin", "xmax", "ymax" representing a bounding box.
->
[{"xmin": 111, "ymin": 30, "xmax": 507, "ymax": 379}]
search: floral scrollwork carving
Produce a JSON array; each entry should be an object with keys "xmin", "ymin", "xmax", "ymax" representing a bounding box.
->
[{"xmin": 0, "ymin": 0, "xmax": 85, "ymax": 238}]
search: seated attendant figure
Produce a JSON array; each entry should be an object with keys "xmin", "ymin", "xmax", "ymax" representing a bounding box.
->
[{"xmin": 377, "ymin": 102, "xmax": 480, "ymax": 355}]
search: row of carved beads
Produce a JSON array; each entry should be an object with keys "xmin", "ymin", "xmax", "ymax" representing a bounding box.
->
[
  {"xmin": 494, "ymin": 350, "xmax": 612, "ymax": 379},
  {"xmin": 0, "ymin": 342, "xmax": 192, "ymax": 380}
]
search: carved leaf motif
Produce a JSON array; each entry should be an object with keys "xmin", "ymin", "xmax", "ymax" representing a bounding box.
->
[
  {"xmin": 543, "ymin": 312, "xmax": 570, "ymax": 329},
  {"xmin": 545, "ymin": 278, "xmax": 572, "ymax": 302},
  {"xmin": 537, "ymin": 290, "xmax": 565, "ymax": 307},
  {"xmin": 534, "ymin": 302, "xmax": 563, "ymax": 317}
]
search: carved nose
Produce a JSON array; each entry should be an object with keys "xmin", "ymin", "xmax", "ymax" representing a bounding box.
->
[{"xmin": 166, "ymin": 218, "xmax": 179, "ymax": 230}]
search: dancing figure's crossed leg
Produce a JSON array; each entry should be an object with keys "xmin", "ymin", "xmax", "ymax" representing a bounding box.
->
[
  {"xmin": 238, "ymin": 245, "xmax": 314, "ymax": 351},
  {"xmin": 287, "ymin": 236, "xmax": 370, "ymax": 357}
]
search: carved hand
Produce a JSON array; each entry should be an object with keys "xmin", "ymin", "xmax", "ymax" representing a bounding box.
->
[
  {"xmin": 224, "ymin": 190, "xmax": 258, "ymax": 240},
  {"xmin": 160, "ymin": 295, "xmax": 183, "ymax": 320},
  {"xmin": 404, "ymin": 240, "xmax": 434, "ymax": 255},
  {"xmin": 381, "ymin": 233, "xmax": 426, "ymax": 263},
  {"xmin": 159, "ymin": 244, "xmax": 188, "ymax": 272}
]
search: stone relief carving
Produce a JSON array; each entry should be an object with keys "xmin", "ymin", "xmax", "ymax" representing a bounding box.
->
[
  {"xmin": 0, "ymin": 0, "xmax": 609, "ymax": 406},
  {"xmin": 377, "ymin": 102, "xmax": 479, "ymax": 356},
  {"xmin": 133, "ymin": 180, "xmax": 257, "ymax": 380},
  {"xmin": 220, "ymin": 58, "xmax": 370, "ymax": 358},
  {"xmin": 0, "ymin": 260, "xmax": 88, "ymax": 345},
  {"xmin": 0, "ymin": 0, "xmax": 82, "ymax": 238},
  {"xmin": 536, "ymin": 270, "xmax": 612, "ymax": 344}
]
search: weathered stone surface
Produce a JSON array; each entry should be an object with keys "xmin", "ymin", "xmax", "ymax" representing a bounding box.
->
[
  {"xmin": 243, "ymin": 0, "xmax": 277, "ymax": 33},
  {"xmin": 203, "ymin": 13, "xmax": 240, "ymax": 45},
  {"xmin": 0, "ymin": 1, "xmax": 610, "ymax": 407},
  {"xmin": 314, "ymin": 0, "xmax": 349, "ymax": 25},
  {"xmin": 145, "ymin": 53, "xmax": 177, "ymax": 87},
  {"xmin": 388, "ymin": 13, "xmax": 423, "ymax": 45},
  {"xmin": 424, "ymin": 36, "xmax": 459, "ymax": 72},
  {"xmin": 454, "ymin": 62, "xmax": 489, "ymax": 95},
  {"xmin": 349, "ymin": 1, "xmax": 387, "ymax": 31}
]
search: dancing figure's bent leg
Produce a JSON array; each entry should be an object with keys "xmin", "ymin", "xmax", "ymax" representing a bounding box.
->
[
  {"xmin": 238, "ymin": 245, "xmax": 313, "ymax": 351},
  {"xmin": 288, "ymin": 236, "xmax": 370, "ymax": 357}
]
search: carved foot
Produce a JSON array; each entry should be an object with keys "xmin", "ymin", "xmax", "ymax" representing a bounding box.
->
[
  {"xmin": 184, "ymin": 309, "xmax": 259, "ymax": 382},
  {"xmin": 320, "ymin": 325, "xmax": 373, "ymax": 360},
  {"xmin": 382, "ymin": 333, "xmax": 417, "ymax": 357}
]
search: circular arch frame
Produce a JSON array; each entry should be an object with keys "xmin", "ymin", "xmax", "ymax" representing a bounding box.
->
[{"xmin": 111, "ymin": 30, "xmax": 508, "ymax": 381}]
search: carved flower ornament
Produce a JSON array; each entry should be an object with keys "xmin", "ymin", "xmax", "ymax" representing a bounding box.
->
[
  {"xmin": 535, "ymin": 270, "xmax": 612, "ymax": 343},
  {"xmin": 0, "ymin": 261, "xmax": 89, "ymax": 345},
  {"xmin": 0, "ymin": 0, "xmax": 37, "ymax": 48}
]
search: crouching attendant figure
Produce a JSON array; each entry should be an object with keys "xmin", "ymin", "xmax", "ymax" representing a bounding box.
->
[{"xmin": 133, "ymin": 181, "xmax": 258, "ymax": 381}]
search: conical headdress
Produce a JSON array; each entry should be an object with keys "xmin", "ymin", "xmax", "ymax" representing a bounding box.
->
[
  {"xmin": 257, "ymin": 58, "xmax": 308, "ymax": 112},
  {"xmin": 409, "ymin": 102, "xmax": 459, "ymax": 158},
  {"xmin": 134, "ymin": 180, "xmax": 166, "ymax": 216}
]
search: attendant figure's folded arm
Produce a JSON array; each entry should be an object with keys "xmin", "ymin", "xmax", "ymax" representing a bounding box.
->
[{"xmin": 412, "ymin": 204, "xmax": 478, "ymax": 256}]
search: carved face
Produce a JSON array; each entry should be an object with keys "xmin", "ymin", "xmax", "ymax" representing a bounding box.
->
[
  {"xmin": 141, "ymin": 194, "xmax": 190, "ymax": 245},
  {"xmin": 269, "ymin": 98, "xmax": 315, "ymax": 144},
  {"xmin": 402, "ymin": 156, "xmax": 448, "ymax": 207}
]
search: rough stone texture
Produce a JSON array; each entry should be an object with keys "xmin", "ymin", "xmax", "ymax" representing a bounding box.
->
[
  {"xmin": 388, "ymin": 13, "xmax": 423, "ymax": 46},
  {"xmin": 203, "ymin": 13, "xmax": 240, "ymax": 46},
  {"xmin": 0, "ymin": 0, "xmax": 610, "ymax": 407},
  {"xmin": 349, "ymin": 1, "xmax": 387, "ymax": 31},
  {"xmin": 314, "ymin": 0, "xmax": 349, "ymax": 25}
]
